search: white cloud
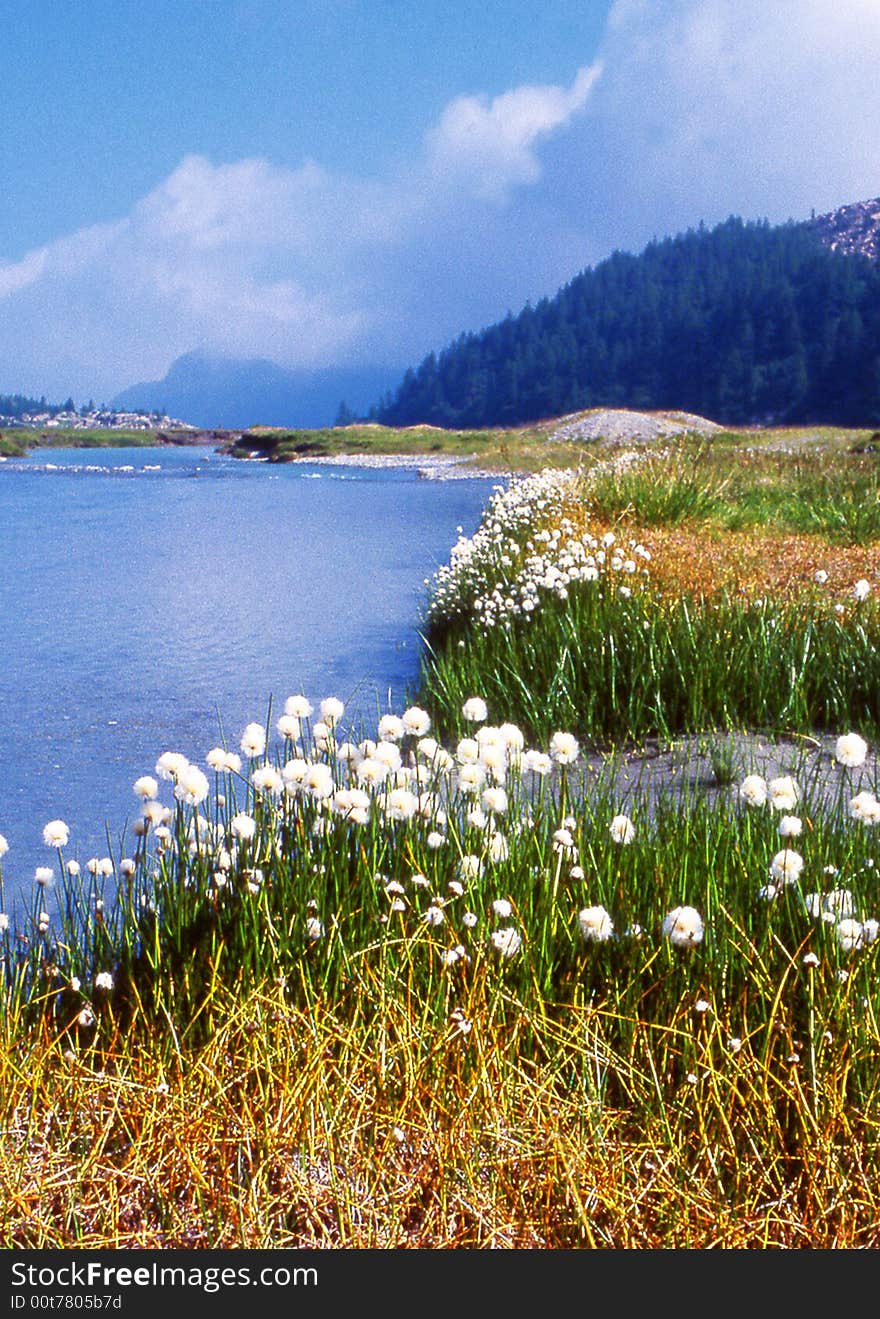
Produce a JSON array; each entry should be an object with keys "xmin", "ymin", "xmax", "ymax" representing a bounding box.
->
[
  {"xmin": 554, "ymin": 0, "xmax": 880, "ymax": 248},
  {"xmin": 425, "ymin": 64, "xmax": 600, "ymax": 201},
  {"xmin": 0, "ymin": 248, "xmax": 47, "ymax": 298}
]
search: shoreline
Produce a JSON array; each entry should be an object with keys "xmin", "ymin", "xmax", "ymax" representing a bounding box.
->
[{"xmin": 284, "ymin": 450, "xmax": 512, "ymax": 481}]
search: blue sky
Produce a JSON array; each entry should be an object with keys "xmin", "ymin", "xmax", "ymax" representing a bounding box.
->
[{"xmin": 2, "ymin": 0, "xmax": 879, "ymax": 400}]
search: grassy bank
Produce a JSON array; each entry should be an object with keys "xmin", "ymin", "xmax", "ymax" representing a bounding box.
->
[
  {"xmin": 229, "ymin": 412, "xmax": 880, "ymax": 475},
  {"xmin": 418, "ymin": 445, "xmax": 880, "ymax": 745},
  {"xmin": 0, "ymin": 427, "xmax": 176, "ymax": 452},
  {"xmin": 3, "ymin": 698, "xmax": 880, "ymax": 1246}
]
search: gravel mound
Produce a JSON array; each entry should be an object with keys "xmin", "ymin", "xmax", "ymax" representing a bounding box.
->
[{"xmin": 547, "ymin": 408, "xmax": 725, "ymax": 447}]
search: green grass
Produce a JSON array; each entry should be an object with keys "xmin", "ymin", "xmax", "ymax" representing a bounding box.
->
[
  {"xmin": 421, "ymin": 583, "xmax": 880, "ymax": 745},
  {"xmin": 4, "ymin": 427, "xmax": 174, "ymax": 450}
]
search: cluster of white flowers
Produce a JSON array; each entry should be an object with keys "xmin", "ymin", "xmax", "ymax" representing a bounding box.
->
[
  {"xmin": 426, "ymin": 468, "xmax": 649, "ymax": 633},
  {"xmin": 736, "ymin": 762, "xmax": 880, "ymax": 951}
]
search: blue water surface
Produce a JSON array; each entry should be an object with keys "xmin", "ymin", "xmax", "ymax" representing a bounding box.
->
[{"xmin": 0, "ymin": 445, "xmax": 497, "ymax": 907}]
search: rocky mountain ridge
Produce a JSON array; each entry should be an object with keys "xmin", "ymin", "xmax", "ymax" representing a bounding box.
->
[{"xmin": 809, "ymin": 197, "xmax": 880, "ymax": 262}]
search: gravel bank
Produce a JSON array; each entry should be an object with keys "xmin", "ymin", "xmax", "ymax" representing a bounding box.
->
[{"xmin": 547, "ymin": 408, "xmax": 725, "ymax": 446}]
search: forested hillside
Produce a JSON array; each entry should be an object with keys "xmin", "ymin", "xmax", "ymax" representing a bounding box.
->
[{"xmin": 373, "ymin": 217, "xmax": 880, "ymax": 428}]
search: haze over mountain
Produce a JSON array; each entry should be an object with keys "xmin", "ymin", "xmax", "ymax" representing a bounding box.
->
[{"xmin": 110, "ymin": 354, "xmax": 403, "ymax": 429}]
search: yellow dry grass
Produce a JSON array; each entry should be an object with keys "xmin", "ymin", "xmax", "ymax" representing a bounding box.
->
[{"xmin": 3, "ymin": 985, "xmax": 879, "ymax": 1249}]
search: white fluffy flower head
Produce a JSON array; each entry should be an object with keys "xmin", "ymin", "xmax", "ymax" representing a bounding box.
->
[
  {"xmin": 578, "ymin": 905, "xmax": 614, "ymax": 943},
  {"xmin": 662, "ymin": 906, "xmax": 704, "ymax": 949},
  {"xmin": 836, "ymin": 733, "xmax": 868, "ymax": 768},
  {"xmin": 42, "ymin": 819, "xmax": 69, "ymax": 848}
]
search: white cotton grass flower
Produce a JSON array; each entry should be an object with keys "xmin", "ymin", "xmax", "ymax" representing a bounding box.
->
[
  {"xmin": 523, "ymin": 750, "xmax": 552, "ymax": 776},
  {"xmin": 769, "ymin": 849, "xmax": 804, "ymax": 886},
  {"xmin": 231, "ymin": 812, "xmax": 257, "ymax": 842},
  {"xmin": 133, "ymin": 775, "xmax": 159, "ymax": 800},
  {"xmin": 852, "ymin": 578, "xmax": 872, "ymax": 602},
  {"xmin": 94, "ymin": 971, "xmax": 114, "ymax": 992},
  {"xmin": 0, "ymin": 914, "xmax": 8, "ymax": 933},
  {"xmin": 34, "ymin": 867, "xmax": 54, "ymax": 887},
  {"xmin": 552, "ymin": 827, "xmax": 577, "ymax": 856},
  {"xmin": 372, "ymin": 740, "xmax": 402, "ymax": 770},
  {"xmin": 424, "ymin": 904, "xmax": 445, "ymax": 927},
  {"xmin": 87, "ymin": 857, "xmax": 114, "ymax": 878},
  {"xmin": 849, "ymin": 791, "xmax": 880, "ymax": 825},
  {"xmin": 807, "ymin": 891, "xmax": 854, "ymax": 923},
  {"xmin": 174, "ymin": 764, "xmax": 210, "ymax": 806},
  {"xmin": 251, "ymin": 765, "xmax": 283, "ymax": 795},
  {"xmin": 276, "ymin": 714, "xmax": 301, "ymax": 741},
  {"xmin": 739, "ymin": 774, "xmax": 768, "ymax": 807},
  {"xmin": 457, "ymin": 763, "xmax": 487, "ymax": 795},
  {"xmin": 778, "ymin": 816, "xmax": 803, "ymax": 838},
  {"xmin": 206, "ymin": 747, "xmax": 242, "ymax": 773},
  {"xmin": 332, "ymin": 787, "xmax": 370, "ymax": 825},
  {"xmin": 66, "ymin": 860, "xmax": 81, "ymax": 877},
  {"xmin": 306, "ymin": 916, "xmax": 325, "ymax": 942},
  {"xmin": 490, "ymin": 927, "xmax": 522, "ymax": 958},
  {"xmin": 487, "ymin": 832, "xmax": 509, "ymax": 863},
  {"xmin": 319, "ymin": 696, "xmax": 345, "ymax": 726},
  {"xmin": 491, "ymin": 898, "xmax": 513, "ymax": 919},
  {"xmin": 0, "ymin": 835, "xmax": 7, "ymax": 859},
  {"xmin": 482, "ymin": 786, "xmax": 508, "ymax": 815},
  {"xmin": 768, "ymin": 776, "xmax": 800, "ymax": 812},
  {"xmin": 142, "ymin": 800, "xmax": 171, "ymax": 827},
  {"xmin": 156, "ymin": 750, "xmax": 189, "ymax": 781},
  {"xmin": 549, "ymin": 731, "xmax": 579, "ymax": 765},
  {"xmin": 458, "ymin": 854, "xmax": 483, "ymax": 882},
  {"xmin": 42, "ymin": 819, "xmax": 69, "ymax": 848},
  {"xmin": 456, "ymin": 737, "xmax": 480, "ymax": 764},
  {"xmin": 335, "ymin": 740, "xmax": 363, "ymax": 766},
  {"xmin": 662, "ymin": 906, "xmax": 704, "ymax": 949},
  {"xmin": 303, "ymin": 762, "xmax": 334, "ymax": 799},
  {"xmin": 427, "ymin": 831, "xmax": 445, "ymax": 850},
  {"xmin": 814, "ymin": 569, "xmax": 828, "ymax": 584},
  {"xmin": 462, "ymin": 696, "xmax": 488, "ymax": 723},
  {"xmin": 499, "ymin": 722, "xmax": 525, "ymax": 752},
  {"xmin": 385, "ymin": 788, "xmax": 418, "ymax": 821},
  {"xmin": 835, "ymin": 732, "xmax": 868, "ymax": 768},
  {"xmin": 378, "ymin": 714, "xmax": 405, "ymax": 742},
  {"xmin": 609, "ymin": 814, "xmax": 635, "ymax": 845},
  {"xmin": 836, "ymin": 918, "xmax": 864, "ymax": 953},
  {"xmin": 311, "ymin": 721, "xmax": 330, "ymax": 751},
  {"xmin": 823, "ymin": 888, "xmax": 855, "ymax": 917},
  {"xmin": 240, "ymin": 722, "xmax": 267, "ymax": 758},
  {"xmin": 284, "ymin": 694, "xmax": 313, "ymax": 719},
  {"xmin": 861, "ymin": 917, "xmax": 879, "ymax": 945},
  {"xmin": 578, "ymin": 905, "xmax": 614, "ymax": 943},
  {"xmin": 402, "ymin": 706, "xmax": 431, "ymax": 737}
]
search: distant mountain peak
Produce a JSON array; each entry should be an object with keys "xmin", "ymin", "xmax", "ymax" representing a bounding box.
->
[{"xmin": 809, "ymin": 197, "xmax": 880, "ymax": 262}]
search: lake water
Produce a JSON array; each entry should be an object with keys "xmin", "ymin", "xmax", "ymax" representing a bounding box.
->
[{"xmin": 0, "ymin": 445, "xmax": 496, "ymax": 909}]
